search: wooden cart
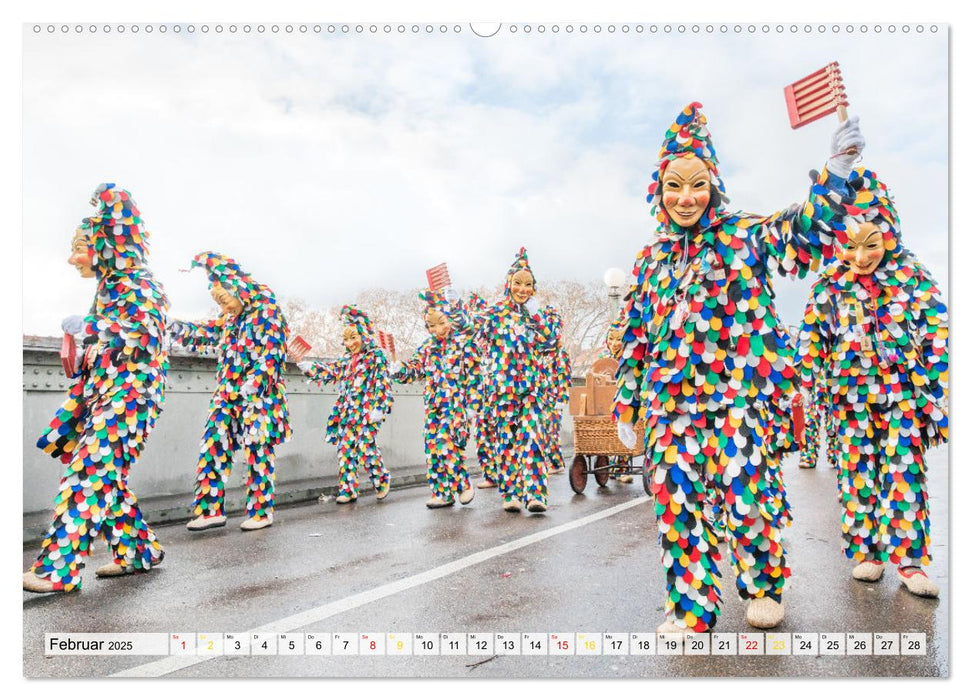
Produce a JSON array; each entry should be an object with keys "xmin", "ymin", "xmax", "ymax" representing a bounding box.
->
[{"xmin": 568, "ymin": 357, "xmax": 649, "ymax": 494}]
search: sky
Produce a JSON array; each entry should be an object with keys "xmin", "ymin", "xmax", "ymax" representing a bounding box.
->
[{"xmin": 21, "ymin": 23, "xmax": 948, "ymax": 336}]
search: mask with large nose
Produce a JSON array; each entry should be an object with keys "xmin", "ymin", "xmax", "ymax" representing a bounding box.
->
[{"xmin": 660, "ymin": 156, "xmax": 712, "ymax": 228}]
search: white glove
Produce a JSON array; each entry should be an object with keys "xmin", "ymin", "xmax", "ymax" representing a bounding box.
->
[
  {"xmin": 444, "ymin": 286, "xmax": 459, "ymax": 304},
  {"xmin": 240, "ymin": 378, "xmax": 259, "ymax": 397},
  {"xmin": 368, "ymin": 409, "xmax": 384, "ymax": 423},
  {"xmin": 826, "ymin": 115, "xmax": 865, "ymax": 178},
  {"xmin": 297, "ymin": 360, "xmax": 313, "ymax": 373},
  {"xmin": 61, "ymin": 315, "xmax": 85, "ymax": 335},
  {"xmin": 168, "ymin": 319, "xmax": 187, "ymax": 337},
  {"xmin": 556, "ymin": 402, "xmax": 567, "ymax": 412},
  {"xmin": 524, "ymin": 298, "xmax": 540, "ymax": 316},
  {"xmin": 466, "ymin": 408, "xmax": 477, "ymax": 422},
  {"xmin": 617, "ymin": 421, "xmax": 637, "ymax": 450}
]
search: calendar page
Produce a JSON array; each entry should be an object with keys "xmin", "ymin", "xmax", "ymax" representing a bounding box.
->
[{"xmin": 20, "ymin": 5, "xmax": 950, "ymax": 683}]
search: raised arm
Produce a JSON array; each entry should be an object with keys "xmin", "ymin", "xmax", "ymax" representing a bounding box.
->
[
  {"xmin": 392, "ymin": 343, "xmax": 428, "ymax": 384},
  {"xmin": 301, "ymin": 357, "xmax": 343, "ymax": 386}
]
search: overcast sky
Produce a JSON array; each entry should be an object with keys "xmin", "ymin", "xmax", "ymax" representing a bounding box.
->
[{"xmin": 22, "ymin": 24, "xmax": 948, "ymax": 336}]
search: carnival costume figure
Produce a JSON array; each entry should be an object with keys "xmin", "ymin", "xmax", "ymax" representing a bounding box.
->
[
  {"xmin": 476, "ymin": 248, "xmax": 560, "ymax": 513},
  {"xmin": 466, "ymin": 292, "xmax": 499, "ymax": 489},
  {"xmin": 298, "ymin": 306, "xmax": 394, "ymax": 503},
  {"xmin": 170, "ymin": 252, "xmax": 290, "ymax": 532},
  {"xmin": 393, "ymin": 290, "xmax": 480, "ymax": 508},
  {"xmin": 795, "ymin": 168, "xmax": 947, "ymax": 598},
  {"xmin": 612, "ymin": 102, "xmax": 864, "ymax": 632},
  {"xmin": 798, "ymin": 371, "xmax": 832, "ymax": 469},
  {"xmin": 537, "ymin": 307, "xmax": 571, "ymax": 476},
  {"xmin": 25, "ymin": 184, "xmax": 168, "ymax": 593}
]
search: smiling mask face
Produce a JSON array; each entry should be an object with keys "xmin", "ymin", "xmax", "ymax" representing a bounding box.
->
[
  {"xmin": 210, "ymin": 282, "xmax": 244, "ymax": 317},
  {"xmin": 839, "ymin": 221, "xmax": 885, "ymax": 276},
  {"xmin": 661, "ymin": 156, "xmax": 712, "ymax": 228},
  {"xmin": 68, "ymin": 228, "xmax": 95, "ymax": 278},
  {"xmin": 343, "ymin": 326, "xmax": 363, "ymax": 355},
  {"xmin": 509, "ymin": 270, "xmax": 535, "ymax": 304}
]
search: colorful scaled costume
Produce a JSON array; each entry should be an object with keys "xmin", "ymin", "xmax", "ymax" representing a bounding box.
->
[
  {"xmin": 466, "ymin": 292, "xmax": 498, "ymax": 487},
  {"xmin": 171, "ymin": 252, "xmax": 291, "ymax": 524},
  {"xmin": 537, "ymin": 307, "xmax": 572, "ymax": 474},
  {"xmin": 31, "ymin": 184, "xmax": 167, "ymax": 591},
  {"xmin": 301, "ymin": 306, "xmax": 394, "ymax": 500},
  {"xmin": 798, "ymin": 371, "xmax": 833, "ymax": 469},
  {"xmin": 476, "ymin": 248, "xmax": 560, "ymax": 510},
  {"xmin": 795, "ymin": 169, "xmax": 948, "ymax": 569},
  {"xmin": 392, "ymin": 290, "xmax": 479, "ymax": 504},
  {"xmin": 613, "ymin": 102, "xmax": 848, "ymax": 631}
]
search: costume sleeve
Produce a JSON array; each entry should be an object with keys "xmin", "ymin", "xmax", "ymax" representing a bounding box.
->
[
  {"xmin": 556, "ymin": 349, "xmax": 572, "ymax": 403},
  {"xmin": 910, "ymin": 265, "xmax": 948, "ymax": 444},
  {"xmin": 303, "ymin": 358, "xmax": 342, "ymax": 386},
  {"xmin": 795, "ymin": 281, "xmax": 833, "ymax": 393},
  {"xmin": 523, "ymin": 305, "xmax": 560, "ymax": 353},
  {"xmin": 169, "ymin": 317, "xmax": 222, "ymax": 352},
  {"xmin": 393, "ymin": 344, "xmax": 427, "ymax": 384},
  {"xmin": 371, "ymin": 350, "xmax": 395, "ymax": 414},
  {"xmin": 461, "ymin": 333, "xmax": 483, "ymax": 414},
  {"xmin": 758, "ymin": 167, "xmax": 847, "ymax": 279},
  {"xmin": 612, "ymin": 248, "xmax": 652, "ymax": 423},
  {"xmin": 86, "ymin": 274, "xmax": 167, "ymax": 390},
  {"xmin": 240, "ymin": 303, "xmax": 288, "ymax": 394}
]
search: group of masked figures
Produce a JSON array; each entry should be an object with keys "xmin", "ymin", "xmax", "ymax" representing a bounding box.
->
[
  {"xmin": 22, "ymin": 190, "xmax": 571, "ymax": 593},
  {"xmin": 24, "ymin": 101, "xmax": 948, "ymax": 642}
]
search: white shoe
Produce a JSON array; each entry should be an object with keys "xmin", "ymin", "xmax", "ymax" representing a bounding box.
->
[
  {"xmin": 897, "ymin": 568, "xmax": 939, "ymax": 598},
  {"xmin": 852, "ymin": 561, "xmax": 885, "ymax": 582},
  {"xmin": 459, "ymin": 488, "xmax": 475, "ymax": 505},
  {"xmin": 335, "ymin": 494, "xmax": 358, "ymax": 504},
  {"xmin": 240, "ymin": 514, "xmax": 273, "ymax": 531},
  {"xmin": 186, "ymin": 514, "xmax": 227, "ymax": 531},
  {"xmin": 477, "ymin": 479, "xmax": 498, "ymax": 489},
  {"xmin": 618, "ymin": 475, "xmax": 634, "ymax": 484},
  {"xmin": 503, "ymin": 499, "xmax": 522, "ymax": 513},
  {"xmin": 22, "ymin": 571, "xmax": 56, "ymax": 593},
  {"xmin": 375, "ymin": 483, "xmax": 390, "ymax": 500},
  {"xmin": 656, "ymin": 619, "xmax": 683, "ymax": 634},
  {"xmin": 526, "ymin": 500, "xmax": 547, "ymax": 513},
  {"xmin": 426, "ymin": 497, "xmax": 454, "ymax": 509},
  {"xmin": 746, "ymin": 597, "xmax": 785, "ymax": 629}
]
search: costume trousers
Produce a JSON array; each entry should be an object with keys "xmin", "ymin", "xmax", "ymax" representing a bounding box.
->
[
  {"xmin": 543, "ymin": 405, "xmax": 565, "ymax": 472},
  {"xmin": 799, "ymin": 402, "xmax": 823, "ymax": 469},
  {"xmin": 194, "ymin": 406, "xmax": 276, "ymax": 519},
  {"xmin": 425, "ymin": 411, "xmax": 470, "ymax": 499},
  {"xmin": 475, "ymin": 414, "xmax": 498, "ymax": 483},
  {"xmin": 834, "ymin": 403, "xmax": 930, "ymax": 567},
  {"xmin": 647, "ymin": 407, "xmax": 790, "ymax": 632},
  {"xmin": 336, "ymin": 423, "xmax": 389, "ymax": 498},
  {"xmin": 493, "ymin": 395, "xmax": 548, "ymax": 506},
  {"xmin": 31, "ymin": 405, "xmax": 163, "ymax": 591}
]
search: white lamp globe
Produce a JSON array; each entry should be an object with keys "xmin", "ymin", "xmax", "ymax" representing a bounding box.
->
[{"xmin": 603, "ymin": 267, "xmax": 626, "ymax": 288}]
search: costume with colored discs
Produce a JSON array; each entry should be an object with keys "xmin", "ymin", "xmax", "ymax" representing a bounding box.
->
[
  {"xmin": 171, "ymin": 252, "xmax": 291, "ymax": 525},
  {"xmin": 301, "ymin": 306, "xmax": 394, "ymax": 500},
  {"xmin": 799, "ymin": 372, "xmax": 832, "ymax": 469},
  {"xmin": 795, "ymin": 168, "xmax": 948, "ymax": 570},
  {"xmin": 476, "ymin": 248, "xmax": 560, "ymax": 510},
  {"xmin": 392, "ymin": 291, "xmax": 479, "ymax": 504},
  {"xmin": 613, "ymin": 102, "xmax": 849, "ymax": 631},
  {"xmin": 537, "ymin": 307, "xmax": 572, "ymax": 474},
  {"xmin": 465, "ymin": 293, "xmax": 498, "ymax": 486},
  {"xmin": 30, "ymin": 184, "xmax": 168, "ymax": 591}
]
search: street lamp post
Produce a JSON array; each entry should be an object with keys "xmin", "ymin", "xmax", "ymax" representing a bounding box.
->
[{"xmin": 603, "ymin": 267, "xmax": 626, "ymax": 323}]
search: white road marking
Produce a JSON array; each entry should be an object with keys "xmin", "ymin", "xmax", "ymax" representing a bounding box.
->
[{"xmin": 111, "ymin": 495, "xmax": 651, "ymax": 677}]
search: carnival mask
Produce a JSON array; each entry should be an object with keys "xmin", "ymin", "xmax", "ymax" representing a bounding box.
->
[
  {"xmin": 68, "ymin": 228, "xmax": 95, "ymax": 278},
  {"xmin": 210, "ymin": 283, "xmax": 244, "ymax": 317},
  {"xmin": 425, "ymin": 309, "xmax": 452, "ymax": 340},
  {"xmin": 343, "ymin": 326, "xmax": 363, "ymax": 355},
  {"xmin": 661, "ymin": 156, "xmax": 712, "ymax": 228},
  {"xmin": 509, "ymin": 270, "xmax": 535, "ymax": 304},
  {"xmin": 840, "ymin": 221, "xmax": 884, "ymax": 276},
  {"xmin": 606, "ymin": 329, "xmax": 623, "ymax": 359}
]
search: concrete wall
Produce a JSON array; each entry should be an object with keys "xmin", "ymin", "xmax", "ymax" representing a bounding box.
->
[{"xmin": 23, "ymin": 345, "xmax": 575, "ymax": 540}]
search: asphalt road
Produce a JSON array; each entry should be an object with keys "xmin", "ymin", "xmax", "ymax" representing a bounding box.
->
[{"xmin": 23, "ymin": 446, "xmax": 949, "ymax": 678}]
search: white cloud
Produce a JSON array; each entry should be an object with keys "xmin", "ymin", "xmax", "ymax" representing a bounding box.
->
[{"xmin": 23, "ymin": 27, "xmax": 948, "ymax": 335}]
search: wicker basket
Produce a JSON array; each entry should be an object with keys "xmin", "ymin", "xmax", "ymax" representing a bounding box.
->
[{"xmin": 573, "ymin": 415, "xmax": 645, "ymax": 457}]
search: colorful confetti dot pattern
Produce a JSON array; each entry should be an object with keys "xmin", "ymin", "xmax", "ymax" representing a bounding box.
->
[{"xmin": 536, "ymin": 306, "xmax": 571, "ymax": 473}]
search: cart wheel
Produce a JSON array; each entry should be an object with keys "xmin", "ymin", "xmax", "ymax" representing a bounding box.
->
[
  {"xmin": 569, "ymin": 455, "xmax": 588, "ymax": 494},
  {"xmin": 594, "ymin": 455, "xmax": 611, "ymax": 487},
  {"xmin": 642, "ymin": 463, "xmax": 652, "ymax": 495}
]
